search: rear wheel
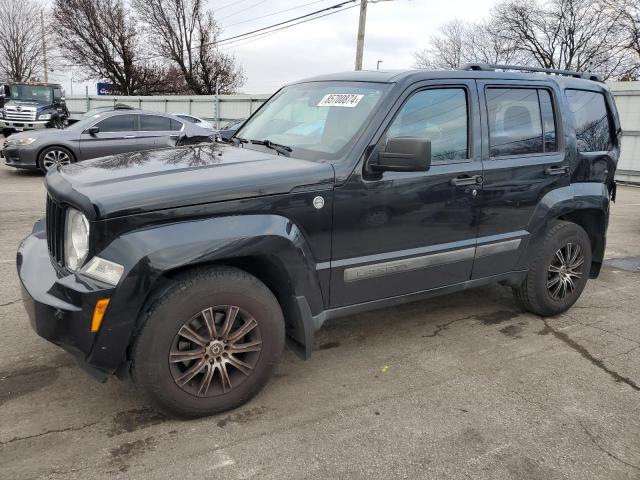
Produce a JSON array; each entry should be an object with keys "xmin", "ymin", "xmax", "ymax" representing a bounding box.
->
[
  {"xmin": 38, "ymin": 146, "xmax": 74, "ymax": 173},
  {"xmin": 132, "ymin": 267, "xmax": 285, "ymax": 418},
  {"xmin": 514, "ymin": 221, "xmax": 591, "ymax": 316}
]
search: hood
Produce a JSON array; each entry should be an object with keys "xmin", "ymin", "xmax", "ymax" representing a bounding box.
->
[
  {"xmin": 7, "ymin": 128, "xmax": 76, "ymax": 141},
  {"xmin": 45, "ymin": 143, "xmax": 335, "ymax": 219},
  {"xmin": 4, "ymin": 99, "xmax": 47, "ymax": 107}
]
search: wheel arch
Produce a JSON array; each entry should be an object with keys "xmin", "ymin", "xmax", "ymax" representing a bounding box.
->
[
  {"xmin": 159, "ymin": 255, "xmax": 316, "ymax": 359},
  {"xmin": 523, "ymin": 182, "xmax": 610, "ymax": 278},
  {"xmin": 36, "ymin": 144, "xmax": 77, "ymax": 169},
  {"xmin": 90, "ymin": 214, "xmax": 326, "ymax": 374}
]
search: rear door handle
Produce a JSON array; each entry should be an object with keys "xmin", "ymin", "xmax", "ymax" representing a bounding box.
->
[
  {"xmin": 545, "ymin": 166, "xmax": 570, "ymax": 176},
  {"xmin": 451, "ymin": 174, "xmax": 483, "ymax": 186},
  {"xmin": 123, "ymin": 135, "xmax": 136, "ymax": 139},
  {"xmin": 169, "ymin": 134, "xmax": 179, "ymax": 138}
]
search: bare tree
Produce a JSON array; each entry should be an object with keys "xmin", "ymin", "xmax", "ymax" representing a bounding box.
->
[
  {"xmin": 492, "ymin": 0, "xmax": 636, "ymax": 79},
  {"xmin": 0, "ymin": 0, "xmax": 44, "ymax": 81},
  {"xmin": 52, "ymin": 0, "xmax": 169, "ymax": 94},
  {"xmin": 414, "ymin": 19, "xmax": 523, "ymax": 70},
  {"xmin": 133, "ymin": 0, "xmax": 245, "ymax": 94},
  {"xmin": 620, "ymin": 1, "xmax": 639, "ymax": 56}
]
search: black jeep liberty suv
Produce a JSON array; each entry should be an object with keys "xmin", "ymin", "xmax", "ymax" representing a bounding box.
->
[{"xmin": 17, "ymin": 64, "xmax": 620, "ymax": 417}]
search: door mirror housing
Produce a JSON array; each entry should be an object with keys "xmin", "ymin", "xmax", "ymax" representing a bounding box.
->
[
  {"xmin": 87, "ymin": 126, "xmax": 100, "ymax": 135},
  {"xmin": 370, "ymin": 137, "xmax": 431, "ymax": 173}
]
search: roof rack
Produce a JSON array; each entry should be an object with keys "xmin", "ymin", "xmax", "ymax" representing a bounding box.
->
[{"xmin": 461, "ymin": 63, "xmax": 602, "ymax": 82}]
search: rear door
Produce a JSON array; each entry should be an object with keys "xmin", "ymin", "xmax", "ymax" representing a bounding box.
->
[
  {"xmin": 78, "ymin": 113, "xmax": 138, "ymax": 160},
  {"xmin": 474, "ymin": 80, "xmax": 569, "ymax": 278},
  {"xmin": 136, "ymin": 114, "xmax": 182, "ymax": 150}
]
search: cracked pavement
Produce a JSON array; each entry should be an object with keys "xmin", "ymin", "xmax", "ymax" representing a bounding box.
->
[{"xmin": 0, "ymin": 164, "xmax": 639, "ymax": 479}]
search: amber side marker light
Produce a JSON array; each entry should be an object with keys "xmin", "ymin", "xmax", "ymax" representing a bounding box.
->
[{"xmin": 91, "ymin": 298, "xmax": 111, "ymax": 332}]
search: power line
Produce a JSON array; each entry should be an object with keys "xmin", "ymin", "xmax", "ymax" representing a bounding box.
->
[
  {"xmin": 136, "ymin": 0, "xmax": 357, "ymax": 62},
  {"xmin": 217, "ymin": 0, "xmax": 269, "ymax": 21},
  {"xmin": 222, "ymin": 0, "xmax": 332, "ymax": 29},
  {"xmin": 213, "ymin": 0, "xmax": 253, "ymax": 12},
  {"xmin": 220, "ymin": 4, "xmax": 359, "ymax": 49}
]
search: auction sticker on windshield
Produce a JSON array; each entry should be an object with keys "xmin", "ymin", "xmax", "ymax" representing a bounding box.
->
[{"xmin": 317, "ymin": 94, "xmax": 364, "ymax": 107}]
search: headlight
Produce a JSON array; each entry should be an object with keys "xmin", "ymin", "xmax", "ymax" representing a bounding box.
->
[
  {"xmin": 38, "ymin": 113, "xmax": 52, "ymax": 120},
  {"xmin": 7, "ymin": 137, "xmax": 37, "ymax": 146},
  {"xmin": 81, "ymin": 257, "xmax": 124, "ymax": 286},
  {"xmin": 64, "ymin": 208, "xmax": 90, "ymax": 270}
]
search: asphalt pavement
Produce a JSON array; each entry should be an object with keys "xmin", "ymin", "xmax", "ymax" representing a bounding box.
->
[{"xmin": 0, "ymin": 163, "xmax": 639, "ymax": 480}]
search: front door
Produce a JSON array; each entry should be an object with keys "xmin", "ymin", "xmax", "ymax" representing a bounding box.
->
[
  {"xmin": 330, "ymin": 80, "xmax": 482, "ymax": 307},
  {"xmin": 79, "ymin": 113, "xmax": 139, "ymax": 160}
]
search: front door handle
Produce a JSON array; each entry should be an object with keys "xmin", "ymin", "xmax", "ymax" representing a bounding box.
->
[
  {"xmin": 451, "ymin": 174, "xmax": 483, "ymax": 186},
  {"xmin": 123, "ymin": 135, "xmax": 136, "ymax": 139},
  {"xmin": 545, "ymin": 165, "xmax": 570, "ymax": 176}
]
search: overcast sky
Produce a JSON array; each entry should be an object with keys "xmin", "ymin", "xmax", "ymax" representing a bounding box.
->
[{"xmin": 52, "ymin": 0, "xmax": 499, "ymax": 95}]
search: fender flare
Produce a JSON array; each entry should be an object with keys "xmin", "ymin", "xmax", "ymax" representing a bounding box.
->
[
  {"xmin": 87, "ymin": 214, "xmax": 325, "ymax": 371},
  {"xmin": 516, "ymin": 182, "xmax": 609, "ymax": 272}
]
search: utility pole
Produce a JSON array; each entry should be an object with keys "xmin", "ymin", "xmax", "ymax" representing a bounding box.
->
[
  {"xmin": 41, "ymin": 10, "xmax": 49, "ymax": 83},
  {"xmin": 354, "ymin": 0, "xmax": 367, "ymax": 70}
]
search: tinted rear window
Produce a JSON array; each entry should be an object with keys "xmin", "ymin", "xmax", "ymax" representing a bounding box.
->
[
  {"xmin": 140, "ymin": 115, "xmax": 172, "ymax": 131},
  {"xmin": 486, "ymin": 87, "xmax": 559, "ymax": 158},
  {"xmin": 566, "ymin": 89, "xmax": 612, "ymax": 152},
  {"xmin": 95, "ymin": 114, "xmax": 135, "ymax": 132}
]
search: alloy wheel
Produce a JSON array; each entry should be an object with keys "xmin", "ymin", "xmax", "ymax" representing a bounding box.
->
[
  {"xmin": 42, "ymin": 150, "xmax": 71, "ymax": 170},
  {"xmin": 169, "ymin": 305, "xmax": 262, "ymax": 397},
  {"xmin": 547, "ymin": 242, "xmax": 584, "ymax": 300}
]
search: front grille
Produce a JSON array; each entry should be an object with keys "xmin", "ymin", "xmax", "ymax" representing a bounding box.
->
[
  {"xmin": 46, "ymin": 195, "xmax": 65, "ymax": 264},
  {"xmin": 5, "ymin": 107, "xmax": 36, "ymax": 122}
]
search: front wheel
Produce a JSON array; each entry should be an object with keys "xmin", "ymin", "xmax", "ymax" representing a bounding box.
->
[
  {"xmin": 38, "ymin": 146, "xmax": 74, "ymax": 173},
  {"xmin": 132, "ymin": 267, "xmax": 285, "ymax": 418},
  {"xmin": 514, "ymin": 221, "xmax": 592, "ymax": 316}
]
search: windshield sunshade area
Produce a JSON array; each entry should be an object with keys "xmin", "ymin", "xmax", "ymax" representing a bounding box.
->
[
  {"xmin": 236, "ymin": 81, "xmax": 389, "ymax": 161},
  {"xmin": 10, "ymin": 85, "xmax": 53, "ymax": 103}
]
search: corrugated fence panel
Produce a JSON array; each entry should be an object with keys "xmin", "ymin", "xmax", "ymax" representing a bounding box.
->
[
  {"xmin": 610, "ymin": 82, "xmax": 640, "ymax": 182},
  {"xmin": 65, "ymin": 94, "xmax": 270, "ymax": 124}
]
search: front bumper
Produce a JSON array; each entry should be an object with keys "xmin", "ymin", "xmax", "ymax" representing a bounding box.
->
[
  {"xmin": 2, "ymin": 145, "xmax": 39, "ymax": 169},
  {"xmin": 0, "ymin": 119, "xmax": 49, "ymax": 131},
  {"xmin": 17, "ymin": 220, "xmax": 115, "ymax": 381}
]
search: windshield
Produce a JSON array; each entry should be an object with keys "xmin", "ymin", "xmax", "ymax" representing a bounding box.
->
[
  {"xmin": 10, "ymin": 85, "xmax": 53, "ymax": 103},
  {"xmin": 236, "ymin": 81, "xmax": 389, "ymax": 161}
]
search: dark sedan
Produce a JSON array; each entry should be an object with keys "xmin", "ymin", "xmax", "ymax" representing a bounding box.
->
[{"xmin": 2, "ymin": 110, "xmax": 213, "ymax": 172}]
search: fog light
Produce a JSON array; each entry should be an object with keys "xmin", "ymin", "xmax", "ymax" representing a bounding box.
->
[
  {"xmin": 81, "ymin": 257, "xmax": 124, "ymax": 285},
  {"xmin": 91, "ymin": 298, "xmax": 110, "ymax": 332}
]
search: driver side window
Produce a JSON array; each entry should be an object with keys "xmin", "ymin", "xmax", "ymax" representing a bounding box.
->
[{"xmin": 387, "ymin": 88, "xmax": 469, "ymax": 162}]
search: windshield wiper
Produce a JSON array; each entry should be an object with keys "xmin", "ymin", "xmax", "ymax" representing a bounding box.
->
[
  {"xmin": 249, "ymin": 139, "xmax": 292, "ymax": 157},
  {"xmin": 231, "ymin": 136, "xmax": 248, "ymax": 146}
]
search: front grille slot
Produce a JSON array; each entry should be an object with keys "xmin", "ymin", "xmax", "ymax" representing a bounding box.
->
[
  {"xmin": 5, "ymin": 108, "xmax": 36, "ymax": 122},
  {"xmin": 46, "ymin": 195, "xmax": 65, "ymax": 264}
]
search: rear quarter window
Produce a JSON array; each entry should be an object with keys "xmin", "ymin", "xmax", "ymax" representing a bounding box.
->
[{"xmin": 565, "ymin": 89, "xmax": 613, "ymax": 152}]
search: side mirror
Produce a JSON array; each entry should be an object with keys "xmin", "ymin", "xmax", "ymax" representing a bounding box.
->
[
  {"xmin": 369, "ymin": 137, "xmax": 431, "ymax": 173},
  {"xmin": 87, "ymin": 126, "xmax": 100, "ymax": 135}
]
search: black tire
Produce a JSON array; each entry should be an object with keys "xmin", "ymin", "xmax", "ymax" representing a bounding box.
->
[
  {"xmin": 132, "ymin": 266, "xmax": 285, "ymax": 418},
  {"xmin": 514, "ymin": 220, "xmax": 592, "ymax": 316},
  {"xmin": 37, "ymin": 145, "xmax": 75, "ymax": 173}
]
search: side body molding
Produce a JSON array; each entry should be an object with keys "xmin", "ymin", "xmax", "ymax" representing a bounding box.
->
[{"xmin": 87, "ymin": 214, "xmax": 325, "ymax": 371}]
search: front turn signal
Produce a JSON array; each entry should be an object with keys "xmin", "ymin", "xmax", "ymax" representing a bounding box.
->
[{"xmin": 91, "ymin": 298, "xmax": 110, "ymax": 332}]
